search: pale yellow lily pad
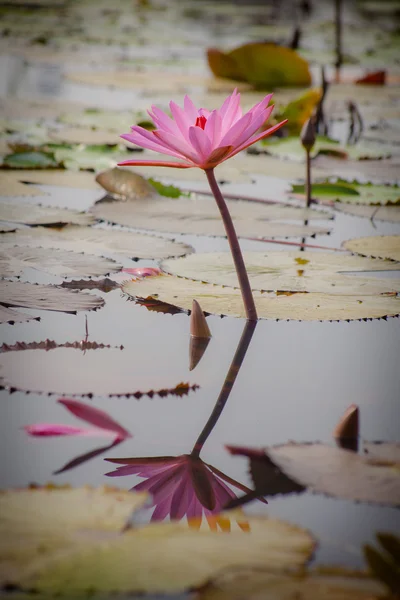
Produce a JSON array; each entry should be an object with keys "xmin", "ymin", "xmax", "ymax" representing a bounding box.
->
[
  {"xmin": 19, "ymin": 515, "xmax": 314, "ymax": 595},
  {"xmin": 1, "ymin": 226, "xmax": 193, "ymax": 260},
  {"xmin": 198, "ymin": 568, "xmax": 385, "ymax": 600},
  {"xmin": 0, "ymin": 280, "xmax": 104, "ymax": 313},
  {"xmin": 161, "ymin": 251, "xmax": 400, "ymax": 295},
  {"xmin": 122, "ymin": 275, "xmax": 400, "ymax": 321},
  {"xmin": 343, "ymin": 235, "xmax": 400, "ymax": 262},
  {"xmin": 0, "ymin": 485, "xmax": 148, "ymax": 586},
  {"xmin": 91, "ymin": 194, "xmax": 331, "ymax": 239},
  {"xmin": 0, "ymin": 246, "xmax": 121, "ymax": 278},
  {"xmin": 0, "ymin": 201, "xmax": 96, "ymax": 226},
  {"xmin": 265, "ymin": 443, "xmax": 400, "ymax": 506},
  {"xmin": 0, "ymin": 169, "xmax": 102, "ymax": 194}
]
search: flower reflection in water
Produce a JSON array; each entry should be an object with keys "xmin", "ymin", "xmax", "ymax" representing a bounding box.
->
[
  {"xmin": 106, "ymin": 453, "xmax": 255, "ymax": 531},
  {"xmin": 106, "ymin": 321, "xmax": 265, "ymax": 530}
]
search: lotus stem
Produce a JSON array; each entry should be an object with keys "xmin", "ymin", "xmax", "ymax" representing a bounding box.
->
[
  {"xmin": 205, "ymin": 168, "xmax": 258, "ymax": 321},
  {"xmin": 191, "ymin": 319, "xmax": 257, "ymax": 457}
]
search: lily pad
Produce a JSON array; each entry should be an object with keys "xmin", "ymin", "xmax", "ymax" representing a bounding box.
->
[
  {"xmin": 2, "ymin": 151, "xmax": 59, "ymax": 169},
  {"xmin": 58, "ymin": 108, "xmax": 143, "ymax": 132},
  {"xmin": 0, "ymin": 246, "xmax": 121, "ymax": 278},
  {"xmin": 0, "ymin": 169, "xmax": 102, "ymax": 194},
  {"xmin": 198, "ymin": 569, "xmax": 385, "ymax": 600},
  {"xmin": 161, "ymin": 251, "xmax": 400, "ymax": 295},
  {"xmin": 49, "ymin": 127, "xmax": 121, "ymax": 146},
  {"xmin": 275, "ymin": 88, "xmax": 322, "ymax": 135},
  {"xmin": 0, "ymin": 280, "xmax": 104, "ymax": 313},
  {"xmin": 53, "ymin": 144, "xmax": 134, "ymax": 172},
  {"xmin": 13, "ymin": 510, "xmax": 314, "ymax": 595},
  {"xmin": 343, "ymin": 235, "xmax": 400, "ymax": 262},
  {"xmin": 334, "ymin": 204, "xmax": 400, "ymax": 222},
  {"xmin": 0, "ymin": 201, "xmax": 96, "ymax": 226},
  {"xmin": 0, "ymin": 485, "xmax": 148, "ymax": 587},
  {"xmin": 207, "ymin": 43, "xmax": 311, "ymax": 89},
  {"xmin": 0, "ymin": 347, "xmax": 198, "ymax": 397},
  {"xmin": 291, "ymin": 181, "xmax": 400, "ymax": 206},
  {"xmin": 262, "ymin": 136, "xmax": 389, "ymax": 161},
  {"xmin": 122, "ymin": 275, "xmax": 400, "ymax": 321},
  {"xmin": 91, "ymin": 195, "xmax": 331, "ymax": 239},
  {"xmin": 262, "ymin": 443, "xmax": 400, "ymax": 506},
  {"xmin": 1, "ymin": 226, "xmax": 193, "ymax": 260},
  {"xmin": 0, "ymin": 305, "xmax": 39, "ymax": 325},
  {"xmin": 363, "ymin": 442, "xmax": 400, "ymax": 464}
]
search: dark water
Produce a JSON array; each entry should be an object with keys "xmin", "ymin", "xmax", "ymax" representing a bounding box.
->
[{"xmin": 0, "ymin": 0, "xmax": 399, "ymax": 583}]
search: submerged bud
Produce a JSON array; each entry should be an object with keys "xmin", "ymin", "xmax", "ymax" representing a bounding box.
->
[{"xmin": 300, "ymin": 117, "xmax": 316, "ymax": 152}]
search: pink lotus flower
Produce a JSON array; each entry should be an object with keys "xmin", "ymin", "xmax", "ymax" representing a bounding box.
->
[
  {"xmin": 24, "ymin": 398, "xmax": 131, "ymax": 441},
  {"xmin": 119, "ymin": 89, "xmax": 286, "ymax": 171},
  {"xmin": 105, "ymin": 454, "xmax": 256, "ymax": 531},
  {"xmin": 118, "ymin": 90, "xmax": 287, "ymax": 321}
]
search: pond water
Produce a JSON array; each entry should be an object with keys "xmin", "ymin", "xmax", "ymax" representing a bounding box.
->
[{"xmin": 0, "ymin": 0, "xmax": 399, "ymax": 595}]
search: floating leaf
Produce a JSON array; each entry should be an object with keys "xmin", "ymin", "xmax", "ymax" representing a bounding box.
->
[
  {"xmin": 2, "ymin": 151, "xmax": 59, "ymax": 169},
  {"xmin": 364, "ymin": 535, "xmax": 400, "ymax": 595},
  {"xmin": 122, "ymin": 275, "xmax": 400, "ymax": 321},
  {"xmin": 92, "ymin": 195, "xmax": 331, "ymax": 239},
  {"xmin": 276, "ymin": 88, "xmax": 322, "ymax": 135},
  {"xmin": 13, "ymin": 512, "xmax": 314, "ymax": 594},
  {"xmin": 198, "ymin": 568, "xmax": 385, "ymax": 600},
  {"xmin": 0, "ymin": 202, "xmax": 95, "ymax": 226},
  {"xmin": 262, "ymin": 136, "xmax": 389, "ymax": 161},
  {"xmin": 335, "ymin": 204, "xmax": 400, "ymax": 222},
  {"xmin": 161, "ymin": 251, "xmax": 400, "ymax": 295},
  {"xmin": 60, "ymin": 278, "xmax": 120, "ymax": 292},
  {"xmin": 1, "ymin": 225, "xmax": 193, "ymax": 260},
  {"xmin": 291, "ymin": 181, "xmax": 400, "ymax": 206},
  {"xmin": 363, "ymin": 442, "xmax": 400, "ymax": 464},
  {"xmin": 0, "ymin": 246, "xmax": 121, "ymax": 278},
  {"xmin": 49, "ymin": 127, "xmax": 121, "ymax": 146},
  {"xmin": 207, "ymin": 43, "xmax": 311, "ymax": 89},
  {"xmin": 0, "ymin": 305, "xmax": 39, "ymax": 325},
  {"xmin": 58, "ymin": 108, "xmax": 144, "ymax": 132},
  {"xmin": 343, "ymin": 235, "xmax": 400, "ymax": 262},
  {"xmin": 148, "ymin": 177, "xmax": 186, "ymax": 198},
  {"xmin": 0, "ymin": 486, "xmax": 148, "ymax": 587},
  {"xmin": 0, "ymin": 280, "xmax": 104, "ymax": 313},
  {"xmin": 0, "ymin": 169, "xmax": 102, "ymax": 193},
  {"xmin": 261, "ymin": 443, "xmax": 400, "ymax": 506},
  {"xmin": 54, "ymin": 144, "xmax": 133, "ymax": 172},
  {"xmin": 0, "ymin": 347, "xmax": 197, "ymax": 397}
]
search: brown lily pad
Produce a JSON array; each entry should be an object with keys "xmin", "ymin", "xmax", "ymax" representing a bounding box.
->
[
  {"xmin": 343, "ymin": 235, "xmax": 400, "ymax": 262},
  {"xmin": 0, "ymin": 201, "xmax": 96, "ymax": 226}
]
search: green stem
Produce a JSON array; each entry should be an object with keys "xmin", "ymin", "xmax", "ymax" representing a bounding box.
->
[{"xmin": 205, "ymin": 168, "xmax": 258, "ymax": 321}]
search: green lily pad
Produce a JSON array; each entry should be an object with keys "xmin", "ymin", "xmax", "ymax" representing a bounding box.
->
[
  {"xmin": 1, "ymin": 151, "xmax": 59, "ymax": 169},
  {"xmin": 291, "ymin": 181, "xmax": 400, "ymax": 206},
  {"xmin": 148, "ymin": 178, "xmax": 187, "ymax": 198},
  {"xmin": 58, "ymin": 108, "xmax": 146, "ymax": 133}
]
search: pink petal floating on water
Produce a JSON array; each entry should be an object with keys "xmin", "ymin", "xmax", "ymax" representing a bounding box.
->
[{"xmin": 122, "ymin": 267, "xmax": 162, "ymax": 278}]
